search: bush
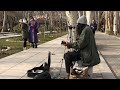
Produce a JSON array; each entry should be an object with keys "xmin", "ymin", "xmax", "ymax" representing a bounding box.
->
[
  {"xmin": 38, "ymin": 25, "xmax": 46, "ymax": 33},
  {"xmin": 13, "ymin": 24, "xmax": 21, "ymax": 33}
]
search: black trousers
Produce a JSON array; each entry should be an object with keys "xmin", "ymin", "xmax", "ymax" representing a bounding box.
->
[
  {"xmin": 93, "ymin": 31, "xmax": 95, "ymax": 35},
  {"xmin": 64, "ymin": 51, "xmax": 81, "ymax": 73},
  {"xmin": 23, "ymin": 38, "xmax": 27, "ymax": 47}
]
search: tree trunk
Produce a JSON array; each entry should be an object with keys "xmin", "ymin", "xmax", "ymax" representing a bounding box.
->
[
  {"xmin": 1, "ymin": 11, "xmax": 6, "ymax": 32},
  {"xmin": 86, "ymin": 11, "xmax": 92, "ymax": 25},
  {"xmin": 78, "ymin": 11, "xmax": 83, "ymax": 18},
  {"xmin": 105, "ymin": 11, "xmax": 109, "ymax": 34},
  {"xmin": 95, "ymin": 11, "xmax": 98, "ymax": 22},
  {"xmin": 71, "ymin": 11, "xmax": 79, "ymax": 42},
  {"xmin": 109, "ymin": 11, "xmax": 114, "ymax": 34},
  {"xmin": 105, "ymin": 11, "xmax": 114, "ymax": 35},
  {"xmin": 65, "ymin": 11, "xmax": 79, "ymax": 43},
  {"xmin": 91, "ymin": 11, "xmax": 95, "ymax": 20},
  {"xmin": 50, "ymin": 11, "xmax": 53, "ymax": 31},
  {"xmin": 108, "ymin": 11, "xmax": 114, "ymax": 35},
  {"xmin": 27, "ymin": 11, "xmax": 30, "ymax": 22},
  {"xmin": 113, "ymin": 11, "xmax": 119, "ymax": 35},
  {"xmin": 65, "ymin": 11, "xmax": 72, "ymax": 42},
  {"xmin": 83, "ymin": 11, "xmax": 86, "ymax": 16},
  {"xmin": 97, "ymin": 11, "xmax": 101, "ymax": 31},
  {"xmin": 118, "ymin": 11, "xmax": 120, "ymax": 35}
]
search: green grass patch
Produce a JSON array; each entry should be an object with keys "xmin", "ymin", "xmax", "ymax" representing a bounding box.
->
[{"xmin": 0, "ymin": 31, "xmax": 67, "ymax": 59}]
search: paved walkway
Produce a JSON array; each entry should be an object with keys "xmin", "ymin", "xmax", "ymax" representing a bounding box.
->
[
  {"xmin": 95, "ymin": 31, "xmax": 120, "ymax": 79},
  {"xmin": 0, "ymin": 32, "xmax": 116, "ymax": 79},
  {"xmin": 0, "ymin": 32, "xmax": 21, "ymax": 39}
]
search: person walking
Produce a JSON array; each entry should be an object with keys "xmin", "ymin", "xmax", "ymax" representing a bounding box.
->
[{"xmin": 90, "ymin": 20, "xmax": 97, "ymax": 35}]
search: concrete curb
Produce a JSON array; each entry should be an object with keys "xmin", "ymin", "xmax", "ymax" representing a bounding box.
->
[
  {"xmin": 0, "ymin": 35, "xmax": 21, "ymax": 39},
  {"xmin": 97, "ymin": 50, "xmax": 116, "ymax": 79},
  {"xmin": 0, "ymin": 32, "xmax": 42, "ymax": 39}
]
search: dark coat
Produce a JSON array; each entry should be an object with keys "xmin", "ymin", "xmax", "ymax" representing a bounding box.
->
[
  {"xmin": 19, "ymin": 23, "xmax": 29, "ymax": 39},
  {"xmin": 72, "ymin": 25, "xmax": 100, "ymax": 67},
  {"xmin": 90, "ymin": 23, "xmax": 97, "ymax": 31}
]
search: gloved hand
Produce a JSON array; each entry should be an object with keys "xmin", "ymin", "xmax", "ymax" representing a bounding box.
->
[
  {"xmin": 61, "ymin": 41, "xmax": 66, "ymax": 45},
  {"xmin": 61, "ymin": 41, "xmax": 72, "ymax": 49}
]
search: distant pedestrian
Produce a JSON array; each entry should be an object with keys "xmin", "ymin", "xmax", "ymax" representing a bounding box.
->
[
  {"xmin": 90, "ymin": 20, "xmax": 97, "ymax": 35},
  {"xmin": 20, "ymin": 18, "xmax": 29, "ymax": 50},
  {"xmin": 28, "ymin": 16, "xmax": 38, "ymax": 48}
]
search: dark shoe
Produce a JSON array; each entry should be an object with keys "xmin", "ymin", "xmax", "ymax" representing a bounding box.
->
[
  {"xmin": 35, "ymin": 44, "xmax": 37, "ymax": 48},
  {"xmin": 32, "ymin": 44, "xmax": 34, "ymax": 48}
]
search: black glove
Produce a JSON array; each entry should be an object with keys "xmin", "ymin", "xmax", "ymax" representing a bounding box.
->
[
  {"xmin": 61, "ymin": 41, "xmax": 66, "ymax": 45},
  {"xmin": 61, "ymin": 41, "xmax": 72, "ymax": 49}
]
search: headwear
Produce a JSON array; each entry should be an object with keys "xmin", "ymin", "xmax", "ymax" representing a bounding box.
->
[
  {"xmin": 23, "ymin": 18, "xmax": 27, "ymax": 23},
  {"xmin": 19, "ymin": 19, "xmax": 23, "ymax": 23},
  {"xmin": 30, "ymin": 16, "xmax": 34, "ymax": 20},
  {"xmin": 77, "ymin": 16, "xmax": 87, "ymax": 24}
]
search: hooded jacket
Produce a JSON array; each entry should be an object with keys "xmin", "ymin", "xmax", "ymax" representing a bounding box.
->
[
  {"xmin": 72, "ymin": 26, "xmax": 100, "ymax": 67},
  {"xmin": 71, "ymin": 16, "xmax": 100, "ymax": 67}
]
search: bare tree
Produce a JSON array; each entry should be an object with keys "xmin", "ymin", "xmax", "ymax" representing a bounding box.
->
[
  {"xmin": 86, "ymin": 11, "xmax": 92, "ymax": 25},
  {"xmin": 118, "ymin": 11, "xmax": 120, "ymax": 35},
  {"xmin": 65, "ymin": 11, "xmax": 79, "ymax": 43},
  {"xmin": 105, "ymin": 11, "xmax": 114, "ymax": 35},
  {"xmin": 105, "ymin": 11, "xmax": 108, "ymax": 34},
  {"xmin": 1, "ymin": 11, "xmax": 6, "ymax": 32},
  {"xmin": 109, "ymin": 11, "xmax": 114, "ymax": 34},
  {"xmin": 97, "ymin": 11, "xmax": 100, "ymax": 31},
  {"xmin": 113, "ymin": 11, "xmax": 119, "ymax": 35},
  {"xmin": 78, "ymin": 11, "xmax": 83, "ymax": 18}
]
